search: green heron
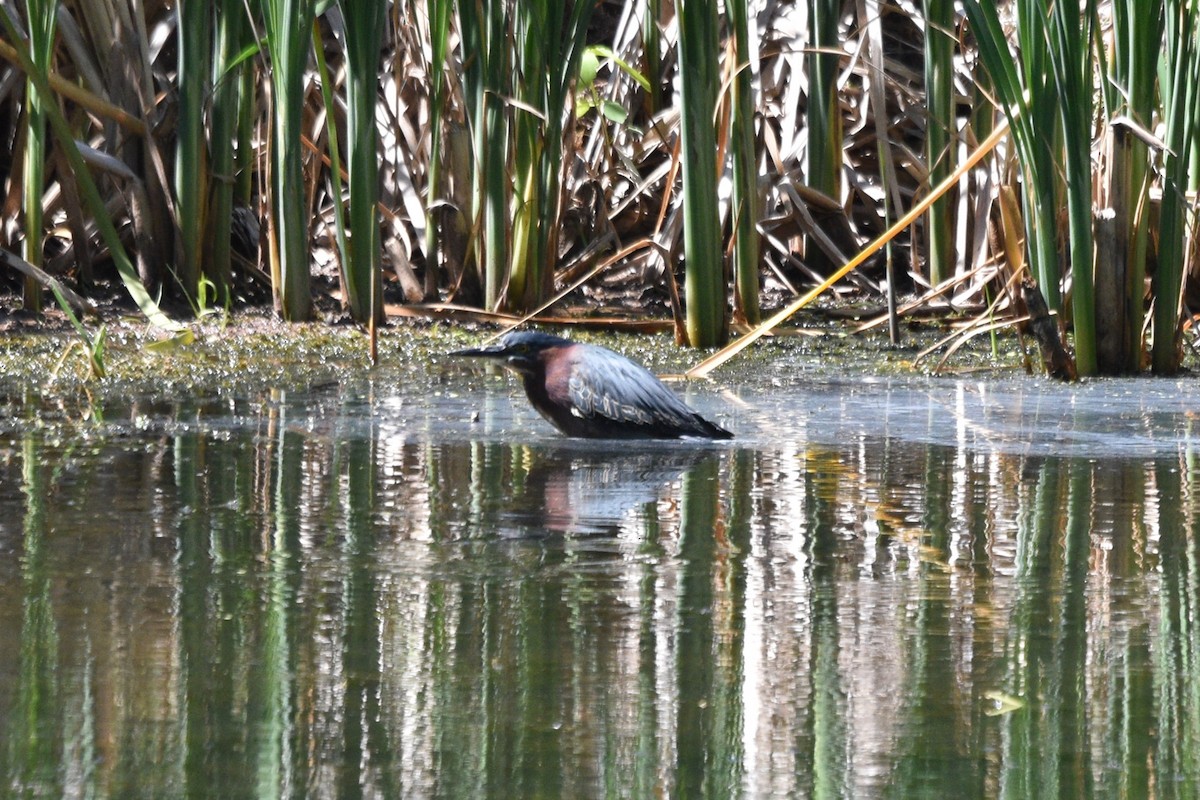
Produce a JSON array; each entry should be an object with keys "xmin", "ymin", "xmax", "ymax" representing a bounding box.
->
[{"xmin": 452, "ymin": 331, "xmax": 733, "ymax": 440}]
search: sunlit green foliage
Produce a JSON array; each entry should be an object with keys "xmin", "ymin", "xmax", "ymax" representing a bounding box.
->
[{"xmin": 3, "ymin": 0, "xmax": 1200, "ymax": 376}]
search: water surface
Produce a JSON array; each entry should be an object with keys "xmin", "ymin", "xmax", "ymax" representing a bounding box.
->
[{"xmin": 2, "ymin": 369, "xmax": 1198, "ymax": 798}]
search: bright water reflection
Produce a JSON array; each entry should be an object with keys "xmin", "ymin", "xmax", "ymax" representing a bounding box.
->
[{"xmin": 1, "ymin": 378, "xmax": 1199, "ymax": 798}]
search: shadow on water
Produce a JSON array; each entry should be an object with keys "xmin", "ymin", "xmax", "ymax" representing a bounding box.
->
[{"xmin": 1, "ymin": 377, "xmax": 1199, "ymax": 798}]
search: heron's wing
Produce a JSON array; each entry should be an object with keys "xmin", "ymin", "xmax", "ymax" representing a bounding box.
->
[{"xmin": 566, "ymin": 346, "xmax": 703, "ymax": 432}]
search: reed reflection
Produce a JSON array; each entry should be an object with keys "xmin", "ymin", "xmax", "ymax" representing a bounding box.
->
[{"xmin": 0, "ymin": 393, "xmax": 1199, "ymax": 799}]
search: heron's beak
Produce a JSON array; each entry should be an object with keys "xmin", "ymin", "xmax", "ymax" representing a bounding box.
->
[{"xmin": 450, "ymin": 343, "xmax": 507, "ymax": 359}]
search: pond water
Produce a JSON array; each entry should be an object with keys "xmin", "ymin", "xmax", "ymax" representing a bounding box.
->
[{"xmin": 2, "ymin": 361, "xmax": 1199, "ymax": 798}]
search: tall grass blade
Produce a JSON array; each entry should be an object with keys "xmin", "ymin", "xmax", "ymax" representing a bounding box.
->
[
  {"xmin": 175, "ymin": 0, "xmax": 211, "ymax": 305},
  {"xmin": 20, "ymin": 0, "xmax": 56, "ymax": 313},
  {"xmin": 861, "ymin": 0, "xmax": 904, "ymax": 343},
  {"xmin": 422, "ymin": 0, "xmax": 453, "ymax": 297},
  {"xmin": 237, "ymin": 57, "xmax": 256, "ymax": 205},
  {"xmin": 807, "ymin": 0, "xmax": 842, "ymax": 200},
  {"xmin": 644, "ymin": 0, "xmax": 663, "ymax": 113},
  {"xmin": 727, "ymin": 0, "xmax": 761, "ymax": 325},
  {"xmin": 457, "ymin": 0, "xmax": 510, "ymax": 309},
  {"xmin": 311, "ymin": 17, "xmax": 350, "ymax": 312},
  {"xmin": 337, "ymin": 0, "xmax": 384, "ymax": 324},
  {"xmin": 804, "ymin": 0, "xmax": 845, "ymax": 277},
  {"xmin": 507, "ymin": 24, "xmax": 545, "ymax": 310},
  {"xmin": 678, "ymin": 0, "xmax": 727, "ymax": 346},
  {"xmin": 923, "ymin": 0, "xmax": 955, "ymax": 286},
  {"xmin": 207, "ymin": 0, "xmax": 251, "ymax": 307},
  {"xmin": 1046, "ymin": 0, "xmax": 1097, "ymax": 375},
  {"xmin": 261, "ymin": 0, "xmax": 316, "ymax": 321}
]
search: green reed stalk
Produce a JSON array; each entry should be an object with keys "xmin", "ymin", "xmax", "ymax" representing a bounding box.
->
[
  {"xmin": 207, "ymin": 0, "xmax": 250, "ymax": 307},
  {"xmin": 507, "ymin": 0, "xmax": 594, "ymax": 311},
  {"xmin": 923, "ymin": 0, "xmax": 955, "ymax": 286},
  {"xmin": 862, "ymin": 0, "xmax": 903, "ymax": 343},
  {"xmin": 457, "ymin": 6, "xmax": 482, "ymax": 298},
  {"xmin": 644, "ymin": 0, "xmax": 663, "ymax": 113},
  {"xmin": 261, "ymin": 0, "xmax": 316, "ymax": 321},
  {"xmin": 423, "ymin": 0, "xmax": 452, "ymax": 292},
  {"xmin": 1103, "ymin": 0, "xmax": 1162, "ymax": 372},
  {"xmin": 459, "ymin": 0, "xmax": 509, "ymax": 309},
  {"xmin": 1017, "ymin": 7, "xmax": 1064, "ymax": 315},
  {"xmin": 507, "ymin": 4, "xmax": 547, "ymax": 311},
  {"xmin": 1047, "ymin": 0, "xmax": 1097, "ymax": 375},
  {"xmin": 338, "ymin": 0, "xmax": 384, "ymax": 324},
  {"xmin": 237, "ymin": 61, "xmax": 256, "ymax": 206},
  {"xmin": 678, "ymin": 0, "xmax": 726, "ymax": 347},
  {"xmin": 1154, "ymin": 0, "xmax": 1200, "ymax": 373},
  {"xmin": 482, "ymin": 4, "xmax": 508, "ymax": 312},
  {"xmin": 807, "ymin": 0, "xmax": 842, "ymax": 200},
  {"xmin": 962, "ymin": 0, "xmax": 1061, "ymax": 313},
  {"xmin": 0, "ymin": 10, "xmax": 176, "ymax": 331},
  {"xmin": 312, "ymin": 20, "xmax": 349, "ymax": 289},
  {"xmin": 20, "ymin": 0, "xmax": 56, "ymax": 313},
  {"xmin": 176, "ymin": 0, "xmax": 211, "ymax": 305},
  {"xmin": 728, "ymin": 0, "xmax": 760, "ymax": 325},
  {"xmin": 804, "ymin": 0, "xmax": 844, "ymax": 279}
]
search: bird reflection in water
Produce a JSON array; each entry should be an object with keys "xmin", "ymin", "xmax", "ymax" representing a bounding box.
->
[{"xmin": 502, "ymin": 444, "xmax": 721, "ymax": 536}]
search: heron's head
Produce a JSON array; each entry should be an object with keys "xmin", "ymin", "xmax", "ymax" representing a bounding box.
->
[{"xmin": 451, "ymin": 331, "xmax": 573, "ymax": 375}]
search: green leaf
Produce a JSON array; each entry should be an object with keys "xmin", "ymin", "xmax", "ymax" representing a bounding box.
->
[
  {"xmin": 580, "ymin": 48, "xmax": 600, "ymax": 87},
  {"xmin": 90, "ymin": 325, "xmax": 107, "ymax": 379},
  {"xmin": 220, "ymin": 41, "xmax": 262, "ymax": 81},
  {"xmin": 599, "ymin": 99, "xmax": 629, "ymax": 124},
  {"xmin": 144, "ymin": 329, "xmax": 197, "ymax": 353},
  {"xmin": 583, "ymin": 44, "xmax": 652, "ymax": 92}
]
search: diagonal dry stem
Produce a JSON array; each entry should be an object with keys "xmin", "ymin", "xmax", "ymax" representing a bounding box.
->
[{"xmin": 686, "ymin": 118, "xmax": 1011, "ymax": 378}]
